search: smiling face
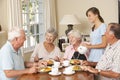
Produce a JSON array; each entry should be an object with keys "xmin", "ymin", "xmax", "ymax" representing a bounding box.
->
[
  {"xmin": 87, "ymin": 11, "xmax": 98, "ymax": 23},
  {"xmin": 68, "ymin": 34, "xmax": 80, "ymax": 45},
  {"xmin": 45, "ymin": 32, "xmax": 56, "ymax": 43}
]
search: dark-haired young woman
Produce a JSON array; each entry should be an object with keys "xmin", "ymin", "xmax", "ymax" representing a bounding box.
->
[{"xmin": 83, "ymin": 7, "xmax": 107, "ymax": 62}]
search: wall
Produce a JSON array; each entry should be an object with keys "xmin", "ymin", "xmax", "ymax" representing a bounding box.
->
[
  {"xmin": 56, "ymin": 0, "xmax": 118, "ymax": 37},
  {"xmin": 0, "ymin": 0, "xmax": 8, "ymax": 48},
  {"xmin": 0, "ymin": 0, "xmax": 8, "ymax": 31},
  {"xmin": 0, "ymin": 0, "xmax": 118, "ymax": 47}
]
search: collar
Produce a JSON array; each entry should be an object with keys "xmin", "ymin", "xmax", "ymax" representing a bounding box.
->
[
  {"xmin": 108, "ymin": 40, "xmax": 120, "ymax": 50},
  {"xmin": 7, "ymin": 41, "xmax": 18, "ymax": 54}
]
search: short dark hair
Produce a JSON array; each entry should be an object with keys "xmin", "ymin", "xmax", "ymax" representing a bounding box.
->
[{"xmin": 109, "ymin": 23, "xmax": 120, "ymax": 39}]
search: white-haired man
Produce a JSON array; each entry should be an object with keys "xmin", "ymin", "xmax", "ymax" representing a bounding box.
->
[{"xmin": 0, "ymin": 27, "xmax": 46, "ymax": 80}]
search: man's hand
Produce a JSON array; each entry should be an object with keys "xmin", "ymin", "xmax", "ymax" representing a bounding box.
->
[
  {"xmin": 82, "ymin": 61, "xmax": 97, "ymax": 67},
  {"xmin": 26, "ymin": 67, "xmax": 38, "ymax": 74},
  {"xmin": 81, "ymin": 66, "xmax": 98, "ymax": 74},
  {"xmin": 82, "ymin": 60, "xmax": 91, "ymax": 66},
  {"xmin": 87, "ymin": 66, "xmax": 98, "ymax": 74}
]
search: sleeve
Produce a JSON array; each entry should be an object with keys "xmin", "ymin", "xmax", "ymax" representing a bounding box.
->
[
  {"xmin": 100, "ymin": 24, "xmax": 106, "ymax": 36},
  {"xmin": 54, "ymin": 47, "xmax": 62, "ymax": 58},
  {"xmin": 30, "ymin": 44, "xmax": 39, "ymax": 62},
  {"xmin": 2, "ymin": 49, "xmax": 14, "ymax": 70}
]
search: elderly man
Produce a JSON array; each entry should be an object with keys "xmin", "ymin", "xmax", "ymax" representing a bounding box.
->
[
  {"xmin": 82, "ymin": 23, "xmax": 120, "ymax": 80},
  {"xmin": 0, "ymin": 27, "xmax": 46, "ymax": 80}
]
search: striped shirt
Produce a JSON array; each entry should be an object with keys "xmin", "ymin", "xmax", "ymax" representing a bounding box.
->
[{"xmin": 96, "ymin": 40, "xmax": 120, "ymax": 80}]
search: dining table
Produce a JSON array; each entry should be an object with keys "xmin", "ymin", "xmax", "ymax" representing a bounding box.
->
[{"xmin": 17, "ymin": 67, "xmax": 94, "ymax": 80}]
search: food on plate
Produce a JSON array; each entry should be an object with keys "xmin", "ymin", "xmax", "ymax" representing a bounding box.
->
[
  {"xmin": 70, "ymin": 59, "xmax": 80, "ymax": 65},
  {"xmin": 73, "ymin": 65, "xmax": 82, "ymax": 71},
  {"xmin": 39, "ymin": 67, "xmax": 52, "ymax": 72},
  {"xmin": 47, "ymin": 60, "xmax": 54, "ymax": 66}
]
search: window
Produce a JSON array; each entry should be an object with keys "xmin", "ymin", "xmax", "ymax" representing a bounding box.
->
[{"xmin": 21, "ymin": 0, "xmax": 45, "ymax": 52}]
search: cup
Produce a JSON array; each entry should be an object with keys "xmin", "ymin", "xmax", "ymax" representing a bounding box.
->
[
  {"xmin": 63, "ymin": 60, "xmax": 70, "ymax": 67},
  {"xmin": 51, "ymin": 67, "xmax": 59, "ymax": 74},
  {"xmin": 64, "ymin": 66, "xmax": 73, "ymax": 73},
  {"xmin": 53, "ymin": 61, "xmax": 60, "ymax": 68},
  {"xmin": 77, "ymin": 46, "xmax": 88, "ymax": 54}
]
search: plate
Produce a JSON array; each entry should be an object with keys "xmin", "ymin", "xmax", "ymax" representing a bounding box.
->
[
  {"xmin": 49, "ymin": 72, "xmax": 61, "ymax": 76},
  {"xmin": 52, "ymin": 65, "xmax": 63, "ymax": 68},
  {"xmin": 47, "ymin": 60, "xmax": 54, "ymax": 66},
  {"xmin": 72, "ymin": 65, "xmax": 82, "ymax": 71},
  {"xmin": 63, "ymin": 71, "xmax": 75, "ymax": 75},
  {"xmin": 38, "ymin": 67, "xmax": 52, "ymax": 73},
  {"xmin": 70, "ymin": 59, "xmax": 80, "ymax": 65}
]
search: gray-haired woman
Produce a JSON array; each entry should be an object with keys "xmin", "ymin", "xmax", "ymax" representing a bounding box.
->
[
  {"xmin": 63, "ymin": 30, "xmax": 88, "ymax": 60},
  {"xmin": 30, "ymin": 27, "xmax": 61, "ymax": 62}
]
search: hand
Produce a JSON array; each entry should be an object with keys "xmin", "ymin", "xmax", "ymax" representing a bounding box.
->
[
  {"xmin": 82, "ymin": 60, "xmax": 91, "ymax": 66},
  {"xmin": 59, "ymin": 58, "xmax": 66, "ymax": 63},
  {"xmin": 81, "ymin": 42, "xmax": 91, "ymax": 49},
  {"xmin": 38, "ymin": 60, "xmax": 47, "ymax": 67},
  {"xmin": 54, "ymin": 56, "xmax": 60, "ymax": 62},
  {"xmin": 26, "ymin": 66, "xmax": 37, "ymax": 74},
  {"xmin": 86, "ymin": 66, "xmax": 98, "ymax": 74},
  {"xmin": 34, "ymin": 55, "xmax": 39, "ymax": 62}
]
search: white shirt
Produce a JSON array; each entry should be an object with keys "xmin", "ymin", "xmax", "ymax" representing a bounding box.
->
[{"xmin": 30, "ymin": 42, "xmax": 61, "ymax": 61}]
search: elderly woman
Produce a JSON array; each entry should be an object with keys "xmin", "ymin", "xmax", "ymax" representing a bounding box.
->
[
  {"xmin": 30, "ymin": 27, "xmax": 61, "ymax": 62},
  {"xmin": 63, "ymin": 30, "xmax": 88, "ymax": 60}
]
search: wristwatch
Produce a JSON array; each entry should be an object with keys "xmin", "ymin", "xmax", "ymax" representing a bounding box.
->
[{"xmin": 98, "ymin": 69, "xmax": 101, "ymax": 74}]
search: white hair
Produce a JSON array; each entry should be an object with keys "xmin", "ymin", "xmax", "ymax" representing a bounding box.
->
[
  {"xmin": 46, "ymin": 27, "xmax": 58, "ymax": 38},
  {"xmin": 8, "ymin": 27, "xmax": 24, "ymax": 41},
  {"xmin": 68, "ymin": 30, "xmax": 82, "ymax": 40}
]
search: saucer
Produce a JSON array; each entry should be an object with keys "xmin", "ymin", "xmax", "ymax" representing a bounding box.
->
[
  {"xmin": 63, "ymin": 71, "xmax": 75, "ymax": 75},
  {"xmin": 49, "ymin": 72, "xmax": 61, "ymax": 76},
  {"xmin": 52, "ymin": 65, "xmax": 62, "ymax": 68},
  {"xmin": 62, "ymin": 64, "xmax": 70, "ymax": 67}
]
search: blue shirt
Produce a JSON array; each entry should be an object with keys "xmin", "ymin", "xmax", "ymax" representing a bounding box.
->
[
  {"xmin": 0, "ymin": 41, "xmax": 25, "ymax": 80},
  {"xmin": 88, "ymin": 23, "xmax": 106, "ymax": 62}
]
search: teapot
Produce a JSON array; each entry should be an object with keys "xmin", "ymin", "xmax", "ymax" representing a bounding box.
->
[{"xmin": 77, "ymin": 46, "xmax": 88, "ymax": 54}]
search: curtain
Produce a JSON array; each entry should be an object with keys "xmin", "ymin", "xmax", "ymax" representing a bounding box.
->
[
  {"xmin": 7, "ymin": 0, "xmax": 22, "ymax": 30},
  {"xmin": 44, "ymin": 0, "xmax": 57, "ymax": 30}
]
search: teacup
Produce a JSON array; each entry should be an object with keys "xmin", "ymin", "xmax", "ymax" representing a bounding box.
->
[
  {"xmin": 51, "ymin": 67, "xmax": 59, "ymax": 74},
  {"xmin": 77, "ymin": 46, "xmax": 88, "ymax": 54},
  {"xmin": 64, "ymin": 66, "xmax": 73, "ymax": 73},
  {"xmin": 63, "ymin": 60, "xmax": 70, "ymax": 67},
  {"xmin": 53, "ymin": 61, "xmax": 60, "ymax": 68}
]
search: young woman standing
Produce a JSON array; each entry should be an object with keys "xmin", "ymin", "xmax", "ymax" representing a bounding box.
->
[{"xmin": 84, "ymin": 7, "xmax": 107, "ymax": 62}]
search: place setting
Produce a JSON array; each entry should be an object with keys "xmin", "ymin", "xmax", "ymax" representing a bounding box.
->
[{"xmin": 63, "ymin": 66, "xmax": 75, "ymax": 75}]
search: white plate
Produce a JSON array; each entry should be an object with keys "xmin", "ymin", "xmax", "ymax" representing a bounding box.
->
[
  {"xmin": 52, "ymin": 65, "xmax": 62, "ymax": 68},
  {"xmin": 49, "ymin": 72, "xmax": 61, "ymax": 76},
  {"xmin": 63, "ymin": 71, "xmax": 75, "ymax": 75}
]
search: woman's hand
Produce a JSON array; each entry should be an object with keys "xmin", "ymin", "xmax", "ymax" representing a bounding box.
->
[
  {"xmin": 38, "ymin": 60, "xmax": 47, "ymax": 68},
  {"xmin": 81, "ymin": 42, "xmax": 91, "ymax": 49},
  {"xmin": 54, "ymin": 56, "xmax": 60, "ymax": 62},
  {"xmin": 34, "ymin": 55, "xmax": 39, "ymax": 62}
]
